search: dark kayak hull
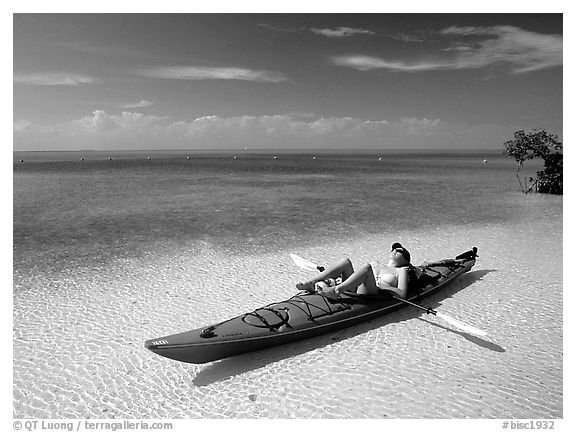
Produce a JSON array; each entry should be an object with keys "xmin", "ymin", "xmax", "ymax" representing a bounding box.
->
[{"xmin": 145, "ymin": 252, "xmax": 476, "ymax": 364}]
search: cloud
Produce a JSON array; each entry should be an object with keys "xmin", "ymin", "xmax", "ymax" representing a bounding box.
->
[
  {"xmin": 135, "ymin": 66, "xmax": 288, "ymax": 83},
  {"xmin": 60, "ymin": 110, "xmax": 170, "ymax": 135},
  {"xmin": 332, "ymin": 25, "xmax": 562, "ymax": 74},
  {"xmin": 118, "ymin": 100, "xmax": 154, "ymax": 109},
  {"xmin": 163, "ymin": 115, "xmax": 398, "ymax": 139},
  {"xmin": 389, "ymin": 33, "xmax": 426, "ymax": 43},
  {"xmin": 13, "ymin": 111, "xmax": 169, "ymax": 137},
  {"xmin": 17, "ymin": 110, "xmax": 485, "ymax": 151},
  {"xmin": 399, "ymin": 117, "xmax": 440, "ymax": 127},
  {"xmin": 257, "ymin": 23, "xmax": 304, "ymax": 33},
  {"xmin": 13, "ymin": 112, "xmax": 448, "ymax": 139},
  {"xmin": 442, "ymin": 25, "xmax": 563, "ymax": 74},
  {"xmin": 332, "ymin": 55, "xmax": 448, "ymax": 72},
  {"xmin": 13, "ymin": 119, "xmax": 33, "ymax": 132},
  {"xmin": 310, "ymin": 27, "xmax": 375, "ymax": 38},
  {"xmin": 13, "ymin": 73, "xmax": 99, "ymax": 86},
  {"xmin": 259, "ymin": 23, "xmax": 375, "ymax": 38}
]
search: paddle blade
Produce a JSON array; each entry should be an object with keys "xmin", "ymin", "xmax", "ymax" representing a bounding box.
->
[
  {"xmin": 289, "ymin": 254, "xmax": 319, "ymax": 272},
  {"xmin": 435, "ymin": 312, "xmax": 487, "ymax": 337}
]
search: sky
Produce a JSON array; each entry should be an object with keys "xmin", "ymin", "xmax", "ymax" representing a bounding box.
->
[{"xmin": 12, "ymin": 13, "xmax": 563, "ymax": 151}]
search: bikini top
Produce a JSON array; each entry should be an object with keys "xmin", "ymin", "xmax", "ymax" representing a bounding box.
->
[{"xmin": 375, "ymin": 265, "xmax": 410, "ymax": 287}]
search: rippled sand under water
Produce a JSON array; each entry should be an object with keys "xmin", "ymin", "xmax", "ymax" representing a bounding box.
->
[{"xmin": 13, "ymin": 216, "xmax": 562, "ymax": 419}]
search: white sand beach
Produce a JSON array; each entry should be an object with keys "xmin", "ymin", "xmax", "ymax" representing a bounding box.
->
[{"xmin": 13, "ymin": 197, "xmax": 562, "ymax": 419}]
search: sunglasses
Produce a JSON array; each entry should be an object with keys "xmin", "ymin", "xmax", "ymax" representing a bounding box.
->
[{"xmin": 391, "ymin": 247, "xmax": 409, "ymax": 260}]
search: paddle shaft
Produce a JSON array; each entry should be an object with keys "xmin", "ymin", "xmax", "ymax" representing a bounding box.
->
[{"xmin": 393, "ymin": 296, "xmax": 436, "ymax": 315}]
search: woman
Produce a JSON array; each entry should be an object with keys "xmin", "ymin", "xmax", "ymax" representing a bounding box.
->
[{"xmin": 296, "ymin": 243, "xmax": 412, "ymax": 300}]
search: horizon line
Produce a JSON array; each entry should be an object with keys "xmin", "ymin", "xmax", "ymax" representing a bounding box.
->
[{"xmin": 14, "ymin": 148, "xmax": 505, "ymax": 154}]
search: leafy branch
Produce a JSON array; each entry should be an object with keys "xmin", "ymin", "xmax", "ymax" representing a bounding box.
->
[{"xmin": 503, "ymin": 129, "xmax": 563, "ymax": 195}]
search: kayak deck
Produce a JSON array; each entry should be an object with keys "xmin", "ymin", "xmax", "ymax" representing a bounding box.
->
[{"xmin": 145, "ymin": 251, "xmax": 476, "ymax": 364}]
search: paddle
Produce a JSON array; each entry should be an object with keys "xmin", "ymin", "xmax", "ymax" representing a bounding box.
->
[
  {"xmin": 289, "ymin": 253, "xmax": 487, "ymax": 338},
  {"xmin": 289, "ymin": 253, "xmax": 325, "ymax": 272}
]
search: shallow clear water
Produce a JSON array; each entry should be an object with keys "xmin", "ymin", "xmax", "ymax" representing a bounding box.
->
[{"xmin": 13, "ymin": 151, "xmax": 540, "ymax": 275}]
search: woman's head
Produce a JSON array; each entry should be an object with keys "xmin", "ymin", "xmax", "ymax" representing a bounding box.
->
[{"xmin": 389, "ymin": 242, "xmax": 411, "ymax": 266}]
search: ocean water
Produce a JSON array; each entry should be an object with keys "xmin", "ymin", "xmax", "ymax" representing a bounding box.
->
[
  {"xmin": 13, "ymin": 151, "xmax": 542, "ymax": 276},
  {"xmin": 13, "ymin": 151, "xmax": 563, "ymax": 419}
]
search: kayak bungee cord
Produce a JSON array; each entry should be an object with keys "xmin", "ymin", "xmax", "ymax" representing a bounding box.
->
[
  {"xmin": 241, "ymin": 292, "xmax": 354, "ymax": 331},
  {"xmin": 289, "ymin": 253, "xmax": 487, "ymax": 338},
  {"xmin": 201, "ymin": 291, "xmax": 353, "ymax": 338}
]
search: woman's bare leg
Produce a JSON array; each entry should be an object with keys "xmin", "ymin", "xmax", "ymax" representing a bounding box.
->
[
  {"xmin": 296, "ymin": 258, "xmax": 354, "ymax": 291},
  {"xmin": 336, "ymin": 263, "xmax": 379, "ymax": 295}
]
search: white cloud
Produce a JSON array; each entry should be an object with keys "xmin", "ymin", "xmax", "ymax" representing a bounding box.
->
[
  {"xmin": 390, "ymin": 33, "xmax": 426, "ymax": 43},
  {"xmin": 13, "ymin": 73, "xmax": 99, "ymax": 86},
  {"xmin": 332, "ymin": 25, "xmax": 562, "ymax": 75},
  {"xmin": 256, "ymin": 23, "xmax": 303, "ymax": 33},
  {"xmin": 259, "ymin": 24, "xmax": 374, "ymax": 38},
  {"xmin": 310, "ymin": 27, "xmax": 375, "ymax": 38},
  {"xmin": 13, "ymin": 119, "xmax": 33, "ymax": 132},
  {"xmin": 165, "ymin": 115, "xmax": 397, "ymax": 139},
  {"xmin": 332, "ymin": 55, "xmax": 448, "ymax": 72},
  {"xmin": 119, "ymin": 100, "xmax": 154, "ymax": 109},
  {"xmin": 13, "ymin": 112, "xmax": 445, "ymax": 139},
  {"xmin": 35, "ymin": 110, "xmax": 171, "ymax": 137},
  {"xmin": 400, "ymin": 117, "xmax": 441, "ymax": 127},
  {"xmin": 135, "ymin": 66, "xmax": 288, "ymax": 83},
  {"xmin": 15, "ymin": 110, "xmax": 502, "ymax": 151}
]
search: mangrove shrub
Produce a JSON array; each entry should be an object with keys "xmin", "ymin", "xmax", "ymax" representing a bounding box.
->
[{"xmin": 503, "ymin": 129, "xmax": 563, "ymax": 195}]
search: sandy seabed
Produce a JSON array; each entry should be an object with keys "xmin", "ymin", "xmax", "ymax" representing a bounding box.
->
[{"xmin": 13, "ymin": 210, "xmax": 562, "ymax": 419}]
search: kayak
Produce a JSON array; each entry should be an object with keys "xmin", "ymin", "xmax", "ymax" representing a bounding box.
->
[{"xmin": 145, "ymin": 248, "xmax": 477, "ymax": 364}]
